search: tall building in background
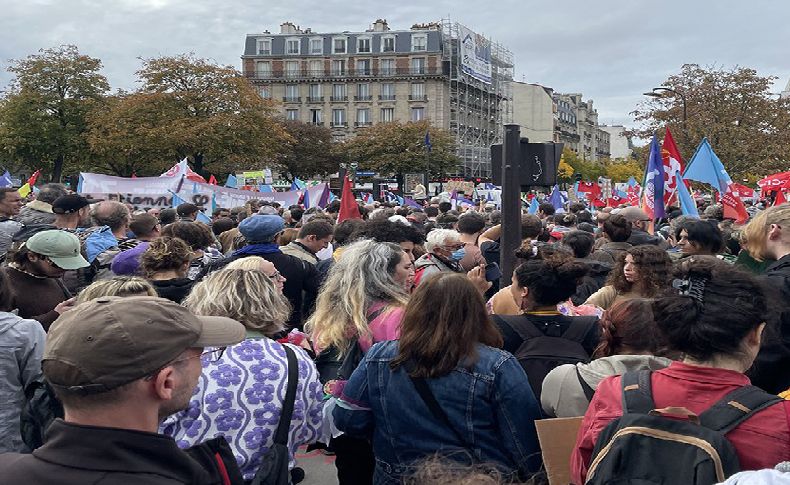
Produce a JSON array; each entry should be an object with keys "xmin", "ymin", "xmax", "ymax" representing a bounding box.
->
[
  {"xmin": 552, "ymin": 93, "xmax": 610, "ymax": 161},
  {"xmin": 599, "ymin": 125, "xmax": 633, "ymax": 159},
  {"xmin": 511, "ymin": 82, "xmax": 556, "ymax": 143},
  {"xmin": 241, "ymin": 19, "xmax": 513, "ymax": 178}
]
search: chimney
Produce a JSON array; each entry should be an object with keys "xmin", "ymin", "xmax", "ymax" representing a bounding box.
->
[
  {"xmin": 280, "ymin": 22, "xmax": 303, "ymax": 34},
  {"xmin": 372, "ymin": 19, "xmax": 389, "ymax": 32}
]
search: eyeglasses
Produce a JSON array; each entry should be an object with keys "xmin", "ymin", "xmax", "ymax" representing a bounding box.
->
[
  {"xmin": 267, "ymin": 270, "xmax": 284, "ymax": 281},
  {"xmin": 166, "ymin": 347, "xmax": 226, "ymax": 367}
]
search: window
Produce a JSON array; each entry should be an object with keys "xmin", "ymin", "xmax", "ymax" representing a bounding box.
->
[
  {"xmin": 410, "ymin": 82, "xmax": 425, "ymax": 100},
  {"xmin": 380, "ymin": 83, "xmax": 395, "ymax": 101},
  {"xmin": 286, "ymin": 109, "xmax": 299, "ymax": 121},
  {"xmin": 256, "ymin": 38, "xmax": 272, "ymax": 55},
  {"xmin": 308, "ymin": 84, "xmax": 322, "ymax": 101},
  {"xmin": 380, "ymin": 107, "xmax": 394, "ymax": 122},
  {"xmin": 332, "ymin": 83, "xmax": 347, "ymax": 101},
  {"xmin": 332, "ymin": 108, "xmax": 346, "ymax": 126},
  {"xmin": 255, "ymin": 61, "xmax": 271, "ymax": 78},
  {"xmin": 257, "ymin": 86, "xmax": 271, "ymax": 99},
  {"xmin": 310, "ymin": 109, "xmax": 322, "ymax": 124},
  {"xmin": 411, "ymin": 34, "xmax": 427, "ymax": 52},
  {"xmin": 286, "ymin": 38, "xmax": 301, "ymax": 55},
  {"xmin": 285, "ymin": 61, "xmax": 300, "ymax": 78},
  {"xmin": 381, "ymin": 35, "xmax": 396, "ymax": 53},
  {"xmin": 333, "ymin": 37, "xmax": 347, "ymax": 54},
  {"xmin": 285, "ymin": 84, "xmax": 299, "ymax": 101},
  {"xmin": 356, "ymin": 108, "xmax": 371, "ymax": 125},
  {"xmin": 380, "ymin": 58, "xmax": 395, "ymax": 75},
  {"xmin": 356, "ymin": 59, "xmax": 371, "ymax": 75},
  {"xmin": 356, "ymin": 83, "xmax": 370, "ymax": 100},
  {"xmin": 411, "ymin": 107, "xmax": 425, "ymax": 121},
  {"xmin": 331, "ymin": 59, "xmax": 346, "ymax": 76},
  {"xmin": 411, "ymin": 57, "xmax": 426, "ymax": 74},
  {"xmin": 308, "ymin": 59, "xmax": 323, "ymax": 76},
  {"xmin": 357, "ymin": 37, "xmax": 371, "ymax": 53},
  {"xmin": 310, "ymin": 37, "xmax": 323, "ymax": 55}
]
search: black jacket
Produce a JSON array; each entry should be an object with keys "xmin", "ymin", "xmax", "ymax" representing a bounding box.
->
[
  {"xmin": 0, "ymin": 419, "xmax": 221, "ymax": 484},
  {"xmin": 748, "ymin": 254, "xmax": 790, "ymax": 393},
  {"xmin": 571, "ymin": 258, "xmax": 613, "ymax": 306},
  {"xmin": 627, "ymin": 229, "xmax": 667, "ymax": 248},
  {"xmin": 151, "ymin": 278, "xmax": 195, "ymax": 304}
]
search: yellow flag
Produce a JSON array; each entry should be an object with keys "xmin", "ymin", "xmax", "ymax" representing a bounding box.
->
[{"xmin": 18, "ymin": 183, "xmax": 31, "ymax": 198}]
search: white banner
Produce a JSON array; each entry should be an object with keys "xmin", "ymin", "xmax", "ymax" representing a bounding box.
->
[
  {"xmin": 78, "ymin": 173, "xmax": 327, "ymax": 211},
  {"xmin": 459, "ymin": 25, "xmax": 492, "ymax": 84}
]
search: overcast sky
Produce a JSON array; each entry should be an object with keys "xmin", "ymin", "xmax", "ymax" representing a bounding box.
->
[{"xmin": 1, "ymin": 0, "xmax": 788, "ymax": 130}]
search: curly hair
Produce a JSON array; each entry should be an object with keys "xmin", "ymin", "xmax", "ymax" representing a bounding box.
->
[
  {"xmin": 608, "ymin": 245, "xmax": 672, "ymax": 296},
  {"xmin": 161, "ymin": 221, "xmax": 214, "ymax": 251},
  {"xmin": 140, "ymin": 236, "xmax": 192, "ymax": 278},
  {"xmin": 184, "ymin": 268, "xmax": 291, "ymax": 336},
  {"xmin": 512, "ymin": 247, "xmax": 588, "ymax": 306},
  {"xmin": 350, "ymin": 218, "xmax": 425, "ymax": 246}
]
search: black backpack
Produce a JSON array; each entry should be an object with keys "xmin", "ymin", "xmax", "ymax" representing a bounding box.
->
[
  {"xmin": 495, "ymin": 314, "xmax": 594, "ymax": 400},
  {"xmin": 586, "ymin": 370, "xmax": 783, "ymax": 485}
]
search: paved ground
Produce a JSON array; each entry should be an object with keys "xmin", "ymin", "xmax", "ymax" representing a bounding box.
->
[{"xmin": 296, "ymin": 446, "xmax": 339, "ymax": 485}]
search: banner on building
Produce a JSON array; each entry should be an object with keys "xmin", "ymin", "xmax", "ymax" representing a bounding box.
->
[{"xmin": 458, "ymin": 25, "xmax": 492, "ymax": 84}]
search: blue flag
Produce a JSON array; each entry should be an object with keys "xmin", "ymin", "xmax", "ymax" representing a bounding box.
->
[
  {"xmin": 528, "ymin": 197, "xmax": 539, "ymax": 214},
  {"xmin": 675, "ymin": 171, "xmax": 699, "ymax": 218},
  {"xmin": 169, "ymin": 190, "xmax": 187, "ymax": 208},
  {"xmin": 404, "ymin": 197, "xmax": 422, "ymax": 209},
  {"xmin": 627, "ymin": 176, "xmax": 639, "ymax": 188},
  {"xmin": 0, "ymin": 170, "xmax": 12, "ymax": 188},
  {"xmin": 290, "ymin": 178, "xmax": 307, "ymax": 191},
  {"xmin": 258, "ymin": 184, "xmax": 273, "ymax": 193},
  {"xmin": 549, "ymin": 185, "xmax": 565, "ymax": 213},
  {"xmin": 425, "ymin": 131, "xmax": 432, "ymax": 153},
  {"xmin": 225, "ymin": 174, "xmax": 238, "ymax": 188},
  {"xmin": 195, "ymin": 210, "xmax": 212, "ymax": 224},
  {"xmin": 683, "ymin": 137, "xmax": 732, "ymax": 194},
  {"xmin": 643, "ymin": 134, "xmax": 666, "ymax": 219},
  {"xmin": 302, "ymin": 189, "xmax": 310, "ymax": 209}
]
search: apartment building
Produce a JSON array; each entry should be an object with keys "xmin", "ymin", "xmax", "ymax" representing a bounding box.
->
[{"xmin": 553, "ymin": 93, "xmax": 610, "ymax": 161}]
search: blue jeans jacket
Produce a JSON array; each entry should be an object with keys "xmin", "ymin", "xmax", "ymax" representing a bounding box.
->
[{"xmin": 333, "ymin": 340, "xmax": 543, "ymax": 483}]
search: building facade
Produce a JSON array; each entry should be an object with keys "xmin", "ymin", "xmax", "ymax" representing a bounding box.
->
[
  {"xmin": 511, "ymin": 82, "xmax": 556, "ymax": 143},
  {"xmin": 552, "ymin": 93, "xmax": 610, "ymax": 161},
  {"xmin": 599, "ymin": 125, "xmax": 633, "ymax": 159},
  {"xmin": 242, "ymin": 19, "xmax": 513, "ymax": 178}
]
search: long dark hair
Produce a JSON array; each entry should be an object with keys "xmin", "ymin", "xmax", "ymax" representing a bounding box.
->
[
  {"xmin": 391, "ymin": 273, "xmax": 503, "ymax": 378},
  {"xmin": 594, "ymin": 298, "xmax": 666, "ymax": 358},
  {"xmin": 608, "ymin": 245, "xmax": 671, "ymax": 296}
]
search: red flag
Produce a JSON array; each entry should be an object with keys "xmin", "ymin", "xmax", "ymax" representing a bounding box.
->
[
  {"xmin": 27, "ymin": 169, "xmax": 41, "ymax": 187},
  {"xmin": 208, "ymin": 175, "xmax": 218, "ymax": 185},
  {"xmin": 337, "ymin": 175, "xmax": 361, "ymax": 223},
  {"xmin": 775, "ymin": 190, "xmax": 788, "ymax": 206},
  {"xmin": 661, "ymin": 127, "xmax": 685, "ymax": 205},
  {"xmin": 729, "ymin": 183, "xmax": 755, "ymax": 199},
  {"xmin": 131, "ymin": 172, "xmax": 138, "ymax": 179},
  {"xmin": 722, "ymin": 189, "xmax": 749, "ymax": 224},
  {"xmin": 626, "ymin": 185, "xmax": 640, "ymax": 205},
  {"xmin": 607, "ymin": 195, "xmax": 626, "ymax": 207},
  {"xmin": 577, "ymin": 181, "xmax": 601, "ymax": 199},
  {"xmin": 758, "ymin": 171, "xmax": 790, "ymax": 193}
]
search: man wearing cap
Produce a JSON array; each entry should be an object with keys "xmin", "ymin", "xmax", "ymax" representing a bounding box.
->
[
  {"xmin": 2, "ymin": 230, "xmax": 88, "ymax": 329},
  {"xmin": 52, "ymin": 194, "xmax": 95, "ymax": 230},
  {"xmin": 199, "ymin": 214, "xmax": 320, "ymax": 329},
  {"xmin": 0, "ymin": 296, "xmax": 247, "ymax": 484},
  {"xmin": 618, "ymin": 206, "xmax": 667, "ymax": 248},
  {"xmin": 177, "ymin": 202, "xmax": 200, "ymax": 222}
]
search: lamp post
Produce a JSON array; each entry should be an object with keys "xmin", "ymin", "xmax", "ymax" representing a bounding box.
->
[{"xmin": 643, "ymin": 86, "xmax": 687, "ymax": 126}]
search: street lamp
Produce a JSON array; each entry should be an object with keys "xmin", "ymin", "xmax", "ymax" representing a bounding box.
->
[{"xmin": 643, "ymin": 86, "xmax": 687, "ymax": 125}]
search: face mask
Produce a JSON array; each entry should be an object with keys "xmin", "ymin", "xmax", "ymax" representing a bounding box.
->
[{"xmin": 450, "ymin": 247, "xmax": 466, "ymax": 262}]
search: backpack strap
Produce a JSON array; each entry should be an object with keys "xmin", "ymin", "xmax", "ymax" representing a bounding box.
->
[
  {"xmin": 621, "ymin": 370, "xmax": 655, "ymax": 415},
  {"xmin": 494, "ymin": 314, "xmax": 544, "ymax": 341},
  {"xmin": 699, "ymin": 385, "xmax": 783, "ymax": 434},
  {"xmin": 575, "ymin": 366, "xmax": 596, "ymax": 402},
  {"xmin": 560, "ymin": 317, "xmax": 596, "ymax": 343},
  {"xmin": 273, "ymin": 345, "xmax": 299, "ymax": 446}
]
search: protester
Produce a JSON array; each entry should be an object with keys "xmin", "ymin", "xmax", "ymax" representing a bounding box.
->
[
  {"xmin": 2, "ymin": 230, "xmax": 88, "ymax": 329},
  {"xmin": 571, "ymin": 259, "xmax": 790, "ymax": 484},
  {"xmin": 281, "ymin": 219, "xmax": 334, "ymax": 264},
  {"xmin": 563, "ymin": 230, "xmax": 611, "ymax": 305},
  {"xmin": 17, "ymin": 184, "xmax": 67, "ymax": 226},
  {"xmin": 538, "ymin": 202, "xmax": 556, "ymax": 220},
  {"xmin": 478, "ymin": 214, "xmax": 543, "ymax": 286},
  {"xmin": 541, "ymin": 298, "xmax": 671, "ymax": 417},
  {"xmin": 75, "ymin": 276, "xmax": 158, "ymax": 304},
  {"xmin": 88, "ymin": 201, "xmax": 139, "ymax": 281},
  {"xmin": 590, "ymin": 214, "xmax": 632, "ymax": 265},
  {"xmin": 226, "ymin": 256, "xmax": 287, "ymax": 293},
  {"xmin": 351, "ymin": 218, "xmax": 425, "ymax": 262},
  {"xmin": 211, "ymin": 207, "xmax": 230, "ymax": 221},
  {"xmin": 455, "ymin": 212, "xmax": 487, "ymax": 271},
  {"xmin": 491, "ymin": 249, "xmax": 600, "ymax": 399},
  {"xmin": 414, "ymin": 229, "xmax": 464, "ymax": 285},
  {"xmin": 0, "ymin": 269, "xmax": 46, "ymax": 452},
  {"xmin": 584, "ymin": 245, "xmax": 672, "ymax": 310},
  {"xmin": 140, "ymin": 236, "xmax": 195, "ymax": 303},
  {"xmin": 161, "ymin": 221, "xmax": 223, "ymax": 279},
  {"xmin": 0, "ymin": 296, "xmax": 246, "ymax": 483},
  {"xmin": 334, "ymin": 273, "xmax": 543, "ymax": 483},
  {"xmin": 128, "ymin": 213, "xmax": 162, "ymax": 241},
  {"xmin": 277, "ymin": 227, "xmax": 299, "ymax": 246},
  {"xmin": 210, "ymin": 217, "xmax": 235, "ymax": 238},
  {"xmin": 201, "ymin": 214, "xmax": 320, "ymax": 329},
  {"xmin": 176, "ymin": 202, "xmax": 199, "ymax": 222},
  {"xmin": 741, "ymin": 205, "xmax": 790, "ymax": 394},
  {"xmin": 163, "ymin": 269, "xmax": 325, "ymax": 482},
  {"xmin": 0, "ymin": 187, "xmax": 24, "ymax": 257},
  {"xmin": 675, "ymin": 218, "xmax": 725, "ymax": 256},
  {"xmin": 159, "ymin": 207, "xmax": 177, "ymax": 225},
  {"xmin": 51, "ymin": 195, "xmax": 94, "ymax": 230},
  {"xmin": 619, "ymin": 206, "xmax": 666, "ymax": 247},
  {"xmin": 307, "ymin": 239, "xmax": 412, "ymax": 485}
]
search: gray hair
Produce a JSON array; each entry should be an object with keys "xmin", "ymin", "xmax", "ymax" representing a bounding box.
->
[
  {"xmin": 37, "ymin": 184, "xmax": 68, "ymax": 204},
  {"xmin": 425, "ymin": 229, "xmax": 461, "ymax": 252},
  {"xmin": 306, "ymin": 239, "xmax": 409, "ymax": 353},
  {"xmin": 92, "ymin": 201, "xmax": 130, "ymax": 232}
]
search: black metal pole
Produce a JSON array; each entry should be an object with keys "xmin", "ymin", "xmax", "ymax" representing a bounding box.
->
[{"xmin": 500, "ymin": 124, "xmax": 522, "ymax": 286}]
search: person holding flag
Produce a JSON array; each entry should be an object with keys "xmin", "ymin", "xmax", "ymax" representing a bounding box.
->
[{"xmin": 641, "ymin": 133, "xmax": 666, "ymax": 223}]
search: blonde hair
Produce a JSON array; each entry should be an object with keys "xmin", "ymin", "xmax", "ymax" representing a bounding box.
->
[
  {"xmin": 742, "ymin": 204, "xmax": 790, "ymax": 261},
  {"xmin": 140, "ymin": 236, "xmax": 193, "ymax": 278},
  {"xmin": 306, "ymin": 239, "xmax": 409, "ymax": 353},
  {"xmin": 226, "ymin": 256, "xmax": 269, "ymax": 272},
  {"xmin": 76, "ymin": 276, "xmax": 157, "ymax": 304},
  {"xmin": 184, "ymin": 268, "xmax": 290, "ymax": 336}
]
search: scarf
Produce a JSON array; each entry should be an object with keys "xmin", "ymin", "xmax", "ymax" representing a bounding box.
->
[{"xmin": 232, "ymin": 242, "xmax": 281, "ymax": 258}]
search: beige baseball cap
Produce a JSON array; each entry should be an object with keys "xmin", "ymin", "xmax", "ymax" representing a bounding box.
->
[
  {"xmin": 26, "ymin": 230, "xmax": 89, "ymax": 270},
  {"xmin": 43, "ymin": 296, "xmax": 246, "ymax": 392}
]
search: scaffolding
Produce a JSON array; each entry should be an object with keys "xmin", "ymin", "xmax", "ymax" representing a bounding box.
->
[{"xmin": 441, "ymin": 19, "xmax": 514, "ymax": 179}]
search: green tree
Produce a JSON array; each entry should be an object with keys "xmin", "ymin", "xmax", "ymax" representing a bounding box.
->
[
  {"xmin": 341, "ymin": 120, "xmax": 458, "ymax": 177},
  {"xmin": 563, "ymin": 147, "xmax": 606, "ymax": 181},
  {"xmin": 0, "ymin": 45, "xmax": 109, "ymax": 181},
  {"xmin": 632, "ymin": 64, "xmax": 790, "ymax": 179},
  {"xmin": 273, "ymin": 121, "xmax": 340, "ymax": 182}
]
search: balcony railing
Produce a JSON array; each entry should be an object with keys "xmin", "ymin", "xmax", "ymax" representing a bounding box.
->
[
  {"xmin": 330, "ymin": 96, "xmax": 348, "ymax": 102},
  {"xmin": 245, "ymin": 67, "xmax": 445, "ymax": 80},
  {"xmin": 306, "ymin": 96, "xmax": 324, "ymax": 103},
  {"xmin": 354, "ymin": 95, "xmax": 373, "ymax": 101},
  {"xmin": 330, "ymin": 121, "xmax": 348, "ymax": 127},
  {"xmin": 408, "ymin": 94, "xmax": 428, "ymax": 101},
  {"xmin": 378, "ymin": 94, "xmax": 396, "ymax": 101},
  {"xmin": 282, "ymin": 96, "xmax": 301, "ymax": 103},
  {"xmin": 355, "ymin": 121, "xmax": 373, "ymax": 127}
]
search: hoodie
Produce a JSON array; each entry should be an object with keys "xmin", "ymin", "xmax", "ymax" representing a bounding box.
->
[
  {"xmin": 541, "ymin": 354, "xmax": 672, "ymax": 418},
  {"xmin": 0, "ymin": 312, "xmax": 46, "ymax": 452},
  {"xmin": 571, "ymin": 258, "xmax": 613, "ymax": 306}
]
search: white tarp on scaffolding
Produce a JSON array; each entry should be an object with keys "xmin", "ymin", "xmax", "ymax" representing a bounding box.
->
[{"xmin": 459, "ymin": 25, "xmax": 492, "ymax": 84}]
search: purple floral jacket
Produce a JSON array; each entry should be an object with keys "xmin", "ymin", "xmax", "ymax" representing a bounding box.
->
[{"xmin": 161, "ymin": 338, "xmax": 326, "ymax": 479}]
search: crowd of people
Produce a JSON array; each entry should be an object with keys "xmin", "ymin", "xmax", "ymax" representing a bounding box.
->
[{"xmin": 0, "ymin": 182, "xmax": 788, "ymax": 484}]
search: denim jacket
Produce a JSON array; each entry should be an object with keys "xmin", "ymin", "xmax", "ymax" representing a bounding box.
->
[{"xmin": 333, "ymin": 340, "xmax": 543, "ymax": 483}]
